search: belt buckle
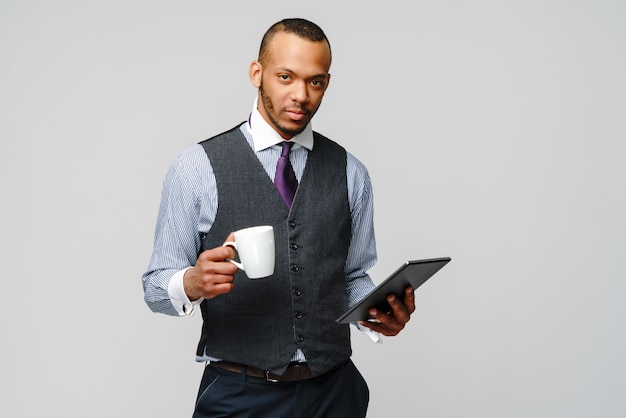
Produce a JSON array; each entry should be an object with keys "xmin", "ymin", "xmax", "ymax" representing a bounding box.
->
[{"xmin": 264, "ymin": 370, "xmax": 279, "ymax": 383}]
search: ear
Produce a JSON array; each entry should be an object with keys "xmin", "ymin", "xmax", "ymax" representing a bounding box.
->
[{"xmin": 249, "ymin": 61, "xmax": 262, "ymax": 88}]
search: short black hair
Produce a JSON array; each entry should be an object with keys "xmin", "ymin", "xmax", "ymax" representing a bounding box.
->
[{"xmin": 258, "ymin": 18, "xmax": 331, "ymax": 64}]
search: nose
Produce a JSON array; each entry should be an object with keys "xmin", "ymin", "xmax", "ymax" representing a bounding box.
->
[{"xmin": 290, "ymin": 80, "xmax": 309, "ymax": 104}]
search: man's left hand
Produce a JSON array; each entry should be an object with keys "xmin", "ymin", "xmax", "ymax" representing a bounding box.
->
[{"xmin": 358, "ymin": 286, "xmax": 415, "ymax": 336}]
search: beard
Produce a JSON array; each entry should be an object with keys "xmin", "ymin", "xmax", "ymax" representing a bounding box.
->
[{"xmin": 259, "ymin": 82, "xmax": 318, "ymax": 138}]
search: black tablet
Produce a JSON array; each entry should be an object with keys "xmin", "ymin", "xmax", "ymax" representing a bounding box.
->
[{"xmin": 335, "ymin": 257, "xmax": 451, "ymax": 324}]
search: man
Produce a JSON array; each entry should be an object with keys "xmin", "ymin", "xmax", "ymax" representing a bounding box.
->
[{"xmin": 142, "ymin": 18, "xmax": 415, "ymax": 417}]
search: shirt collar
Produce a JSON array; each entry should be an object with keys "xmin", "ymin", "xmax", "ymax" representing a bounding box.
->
[{"xmin": 246, "ymin": 96, "xmax": 314, "ymax": 152}]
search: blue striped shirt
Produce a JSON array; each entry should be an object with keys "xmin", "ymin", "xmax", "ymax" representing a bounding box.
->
[{"xmin": 142, "ymin": 114, "xmax": 377, "ymax": 329}]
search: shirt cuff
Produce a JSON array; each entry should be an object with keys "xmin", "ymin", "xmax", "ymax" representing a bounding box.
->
[
  {"xmin": 168, "ymin": 267, "xmax": 204, "ymax": 316},
  {"xmin": 354, "ymin": 322, "xmax": 382, "ymax": 344}
]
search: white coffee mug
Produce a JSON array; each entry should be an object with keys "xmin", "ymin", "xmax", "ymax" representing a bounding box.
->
[{"xmin": 223, "ymin": 225, "xmax": 275, "ymax": 279}]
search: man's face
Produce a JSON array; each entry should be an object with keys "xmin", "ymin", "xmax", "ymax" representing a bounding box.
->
[{"xmin": 250, "ymin": 32, "xmax": 331, "ymax": 139}]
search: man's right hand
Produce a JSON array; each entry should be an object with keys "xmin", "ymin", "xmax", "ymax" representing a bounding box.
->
[{"xmin": 183, "ymin": 233, "xmax": 238, "ymax": 301}]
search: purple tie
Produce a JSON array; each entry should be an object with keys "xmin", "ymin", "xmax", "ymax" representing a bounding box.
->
[{"xmin": 275, "ymin": 141, "xmax": 298, "ymax": 209}]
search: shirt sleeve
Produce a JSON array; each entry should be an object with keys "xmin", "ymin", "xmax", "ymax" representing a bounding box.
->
[
  {"xmin": 345, "ymin": 152, "xmax": 382, "ymax": 341},
  {"xmin": 141, "ymin": 145, "xmax": 217, "ymax": 316},
  {"xmin": 345, "ymin": 152, "xmax": 377, "ymax": 306}
]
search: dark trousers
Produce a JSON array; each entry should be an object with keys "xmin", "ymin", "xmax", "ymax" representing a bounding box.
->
[{"xmin": 193, "ymin": 360, "xmax": 369, "ymax": 418}]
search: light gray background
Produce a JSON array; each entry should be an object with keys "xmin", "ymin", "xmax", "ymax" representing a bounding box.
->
[{"xmin": 2, "ymin": 1, "xmax": 624, "ymax": 417}]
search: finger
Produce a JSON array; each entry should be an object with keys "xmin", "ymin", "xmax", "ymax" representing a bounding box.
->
[
  {"xmin": 358, "ymin": 316, "xmax": 401, "ymax": 336},
  {"xmin": 199, "ymin": 246, "xmax": 236, "ymax": 262},
  {"xmin": 387, "ymin": 293, "xmax": 410, "ymax": 324},
  {"xmin": 206, "ymin": 271, "xmax": 236, "ymax": 285},
  {"xmin": 217, "ymin": 260, "xmax": 239, "ymax": 275},
  {"xmin": 363, "ymin": 307, "xmax": 404, "ymax": 336},
  {"xmin": 403, "ymin": 286, "xmax": 416, "ymax": 314},
  {"xmin": 196, "ymin": 258, "xmax": 238, "ymax": 277},
  {"xmin": 206, "ymin": 281, "xmax": 236, "ymax": 298},
  {"xmin": 224, "ymin": 232, "xmax": 236, "ymax": 243},
  {"xmin": 198, "ymin": 272, "xmax": 236, "ymax": 298}
]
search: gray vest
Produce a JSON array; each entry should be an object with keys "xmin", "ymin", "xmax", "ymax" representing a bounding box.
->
[{"xmin": 196, "ymin": 125, "xmax": 352, "ymax": 376}]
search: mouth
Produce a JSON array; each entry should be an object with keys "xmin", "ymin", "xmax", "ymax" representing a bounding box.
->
[{"xmin": 285, "ymin": 109, "xmax": 309, "ymax": 121}]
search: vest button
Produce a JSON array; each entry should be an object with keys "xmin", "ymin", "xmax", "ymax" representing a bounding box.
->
[
  {"xmin": 291, "ymin": 264, "xmax": 300, "ymax": 272},
  {"xmin": 289, "ymin": 222, "xmax": 297, "ymax": 228},
  {"xmin": 293, "ymin": 288, "xmax": 302, "ymax": 296},
  {"xmin": 295, "ymin": 312, "xmax": 303, "ymax": 319},
  {"xmin": 297, "ymin": 335, "xmax": 305, "ymax": 343},
  {"xmin": 290, "ymin": 243, "xmax": 299, "ymax": 250}
]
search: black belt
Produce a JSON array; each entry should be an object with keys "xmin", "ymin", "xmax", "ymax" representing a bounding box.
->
[{"xmin": 209, "ymin": 361, "xmax": 315, "ymax": 383}]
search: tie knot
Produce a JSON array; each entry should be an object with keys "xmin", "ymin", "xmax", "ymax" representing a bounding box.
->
[{"xmin": 281, "ymin": 141, "xmax": 294, "ymax": 157}]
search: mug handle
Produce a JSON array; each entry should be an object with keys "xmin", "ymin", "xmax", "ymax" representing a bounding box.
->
[{"xmin": 222, "ymin": 241, "xmax": 244, "ymax": 270}]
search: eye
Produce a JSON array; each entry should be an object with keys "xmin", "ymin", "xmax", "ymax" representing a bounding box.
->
[
  {"xmin": 279, "ymin": 74, "xmax": 291, "ymax": 81},
  {"xmin": 311, "ymin": 79, "xmax": 325, "ymax": 88}
]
